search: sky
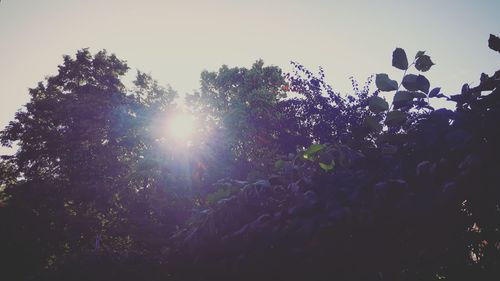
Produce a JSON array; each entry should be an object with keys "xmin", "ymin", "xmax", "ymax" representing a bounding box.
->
[{"xmin": 1, "ymin": 0, "xmax": 499, "ymax": 154}]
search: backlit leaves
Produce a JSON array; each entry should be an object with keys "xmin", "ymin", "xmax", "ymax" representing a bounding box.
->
[
  {"xmin": 392, "ymin": 48, "xmax": 409, "ymax": 70},
  {"xmin": 412, "ymin": 91, "xmax": 427, "ymax": 99},
  {"xmin": 319, "ymin": 160, "xmax": 335, "ymax": 171},
  {"xmin": 302, "ymin": 143, "xmax": 325, "ymax": 160},
  {"xmin": 274, "ymin": 159, "xmax": 286, "ymax": 170},
  {"xmin": 393, "ymin": 91, "xmax": 413, "ymax": 107},
  {"xmin": 415, "ymin": 50, "xmax": 426, "ymax": 59},
  {"xmin": 364, "ymin": 116, "xmax": 382, "ymax": 133},
  {"xmin": 385, "ymin": 110, "xmax": 407, "ymax": 127},
  {"xmin": 375, "ymin": 73, "xmax": 398, "ymax": 92},
  {"xmin": 429, "ymin": 87, "xmax": 441, "ymax": 98},
  {"xmin": 368, "ymin": 96, "xmax": 389, "ymax": 113},
  {"xmin": 415, "ymin": 55, "xmax": 434, "ymax": 72},
  {"xmin": 488, "ymin": 34, "xmax": 500, "ymax": 53},
  {"xmin": 402, "ymin": 74, "xmax": 430, "ymax": 94}
]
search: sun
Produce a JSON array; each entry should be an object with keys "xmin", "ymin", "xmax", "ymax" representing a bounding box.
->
[{"xmin": 166, "ymin": 113, "xmax": 196, "ymax": 142}]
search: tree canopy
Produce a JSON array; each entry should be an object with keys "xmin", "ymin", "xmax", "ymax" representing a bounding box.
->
[{"xmin": 1, "ymin": 36, "xmax": 500, "ymax": 281}]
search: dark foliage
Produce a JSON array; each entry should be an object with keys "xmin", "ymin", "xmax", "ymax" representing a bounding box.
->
[{"xmin": 1, "ymin": 36, "xmax": 499, "ymax": 280}]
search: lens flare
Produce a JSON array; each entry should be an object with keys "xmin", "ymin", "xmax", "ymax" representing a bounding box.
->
[{"xmin": 167, "ymin": 113, "xmax": 196, "ymax": 142}]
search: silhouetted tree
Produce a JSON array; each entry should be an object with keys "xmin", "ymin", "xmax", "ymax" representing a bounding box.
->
[{"xmin": 0, "ymin": 49, "xmax": 187, "ymax": 280}]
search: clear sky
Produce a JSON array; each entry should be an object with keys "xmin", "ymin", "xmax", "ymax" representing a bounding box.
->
[{"xmin": 1, "ymin": 0, "xmax": 499, "ymax": 154}]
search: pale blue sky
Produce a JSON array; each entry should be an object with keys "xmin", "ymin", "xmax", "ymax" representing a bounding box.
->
[{"xmin": 1, "ymin": 0, "xmax": 499, "ymax": 154}]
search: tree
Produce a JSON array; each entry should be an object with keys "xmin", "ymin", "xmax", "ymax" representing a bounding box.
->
[
  {"xmin": 168, "ymin": 39, "xmax": 500, "ymax": 281},
  {"xmin": 186, "ymin": 60, "xmax": 286, "ymax": 180},
  {"xmin": 279, "ymin": 63, "xmax": 374, "ymax": 150},
  {"xmin": 0, "ymin": 49, "xmax": 185, "ymax": 279},
  {"xmin": 1, "ymin": 36, "xmax": 499, "ymax": 280}
]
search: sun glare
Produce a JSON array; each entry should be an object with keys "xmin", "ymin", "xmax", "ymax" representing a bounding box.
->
[{"xmin": 167, "ymin": 113, "xmax": 196, "ymax": 142}]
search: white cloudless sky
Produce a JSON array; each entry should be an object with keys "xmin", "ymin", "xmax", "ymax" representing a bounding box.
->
[{"xmin": 1, "ymin": 0, "xmax": 499, "ymax": 154}]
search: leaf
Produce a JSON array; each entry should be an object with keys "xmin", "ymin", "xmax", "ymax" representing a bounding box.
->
[
  {"xmin": 393, "ymin": 91, "xmax": 413, "ymax": 104},
  {"xmin": 303, "ymin": 144, "xmax": 325, "ymax": 160},
  {"xmin": 368, "ymin": 96, "xmax": 389, "ymax": 113},
  {"xmin": 415, "ymin": 55, "xmax": 434, "ymax": 72},
  {"xmin": 431, "ymin": 108, "xmax": 455, "ymax": 120},
  {"xmin": 304, "ymin": 144, "xmax": 325, "ymax": 155},
  {"xmin": 206, "ymin": 186, "xmax": 239, "ymax": 205},
  {"xmin": 488, "ymin": 34, "xmax": 500, "ymax": 53},
  {"xmin": 402, "ymin": 74, "xmax": 418, "ymax": 91},
  {"xmin": 319, "ymin": 161, "xmax": 335, "ymax": 171},
  {"xmin": 417, "ymin": 75, "xmax": 430, "ymax": 94},
  {"xmin": 445, "ymin": 129, "xmax": 473, "ymax": 150},
  {"xmin": 274, "ymin": 160, "xmax": 285, "ymax": 170},
  {"xmin": 415, "ymin": 51, "xmax": 426, "ymax": 59},
  {"xmin": 392, "ymin": 48, "xmax": 408, "ymax": 70},
  {"xmin": 461, "ymin": 83, "xmax": 470, "ymax": 95},
  {"xmin": 375, "ymin": 74, "xmax": 398, "ymax": 92},
  {"xmin": 402, "ymin": 74, "xmax": 430, "ymax": 93},
  {"xmin": 318, "ymin": 151, "xmax": 334, "ymax": 165},
  {"xmin": 429, "ymin": 87, "xmax": 441, "ymax": 98},
  {"xmin": 449, "ymin": 94, "xmax": 463, "ymax": 103},
  {"xmin": 385, "ymin": 110, "xmax": 407, "ymax": 127},
  {"xmin": 412, "ymin": 91, "xmax": 427, "ymax": 99},
  {"xmin": 363, "ymin": 116, "xmax": 382, "ymax": 133}
]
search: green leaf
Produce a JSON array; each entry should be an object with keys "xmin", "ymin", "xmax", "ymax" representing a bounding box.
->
[
  {"xmin": 392, "ymin": 48, "xmax": 408, "ymax": 70},
  {"xmin": 415, "ymin": 51, "xmax": 425, "ymax": 59},
  {"xmin": 385, "ymin": 110, "xmax": 407, "ymax": 127},
  {"xmin": 274, "ymin": 160, "xmax": 285, "ymax": 170},
  {"xmin": 368, "ymin": 96, "xmax": 389, "ymax": 113},
  {"xmin": 303, "ymin": 144, "xmax": 325, "ymax": 160},
  {"xmin": 375, "ymin": 73, "xmax": 398, "ymax": 92},
  {"xmin": 415, "ymin": 55, "xmax": 434, "ymax": 72},
  {"xmin": 402, "ymin": 74, "xmax": 430, "ymax": 93},
  {"xmin": 318, "ymin": 151, "xmax": 334, "ymax": 164},
  {"xmin": 393, "ymin": 91, "xmax": 413, "ymax": 104},
  {"xmin": 319, "ymin": 160, "xmax": 335, "ymax": 171},
  {"xmin": 304, "ymin": 144, "xmax": 325, "ymax": 155},
  {"xmin": 206, "ymin": 186, "xmax": 239, "ymax": 205},
  {"xmin": 363, "ymin": 116, "xmax": 383, "ymax": 133}
]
